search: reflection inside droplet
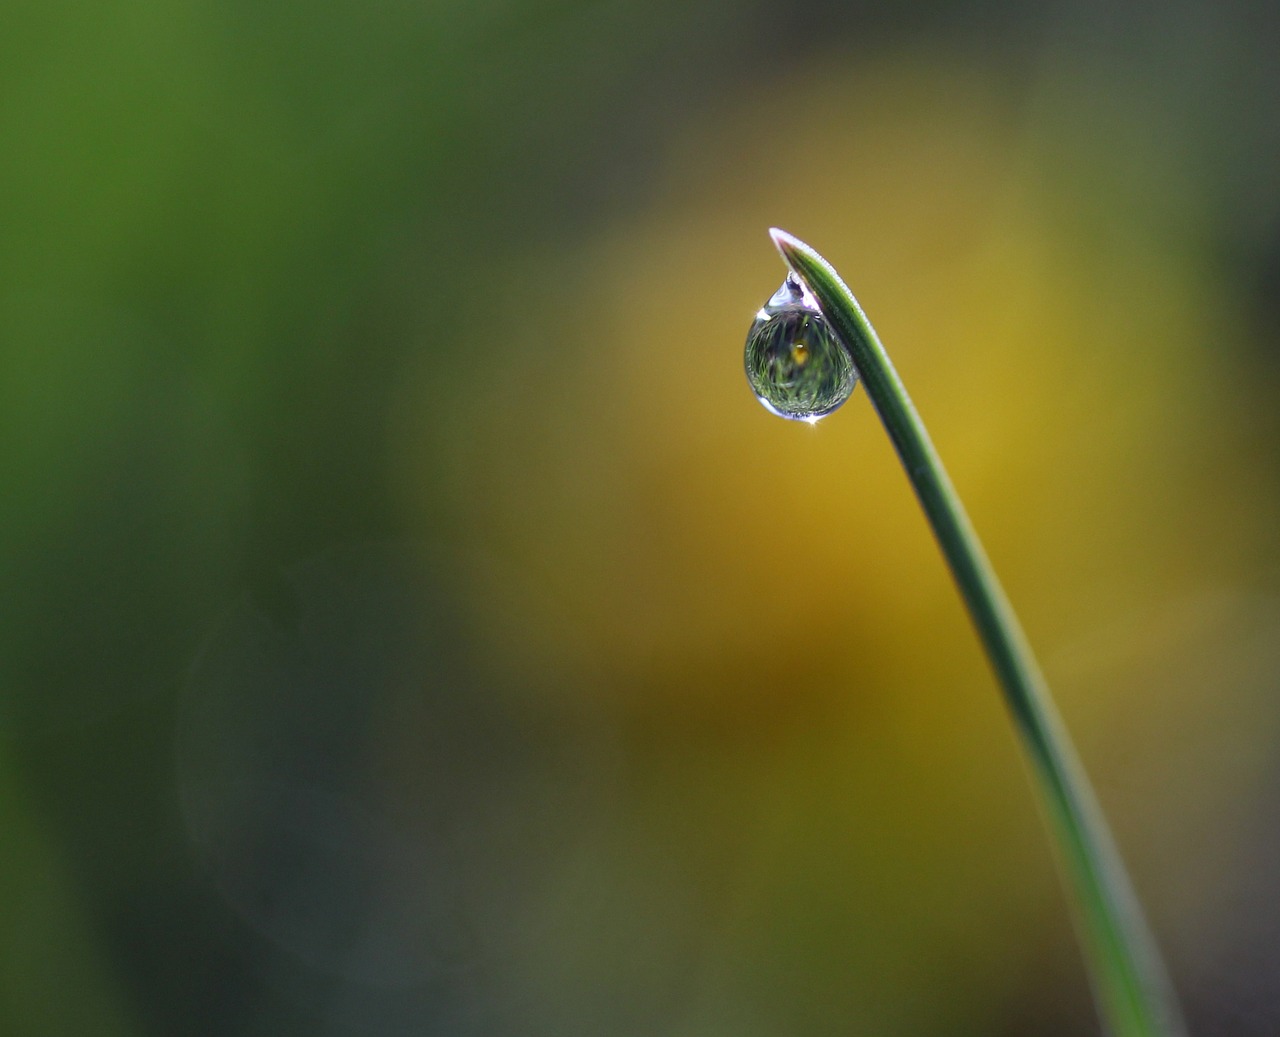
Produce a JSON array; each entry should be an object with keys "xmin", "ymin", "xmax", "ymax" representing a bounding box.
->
[{"xmin": 744, "ymin": 276, "xmax": 857, "ymax": 421}]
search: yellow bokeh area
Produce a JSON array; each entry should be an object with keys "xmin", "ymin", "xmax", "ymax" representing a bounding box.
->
[{"xmin": 383, "ymin": 55, "xmax": 1280, "ymax": 1034}]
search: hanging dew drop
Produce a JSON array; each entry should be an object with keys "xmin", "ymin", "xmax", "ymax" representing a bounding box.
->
[{"xmin": 744, "ymin": 275, "xmax": 857, "ymax": 421}]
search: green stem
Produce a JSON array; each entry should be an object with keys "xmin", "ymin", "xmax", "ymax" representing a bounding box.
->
[{"xmin": 770, "ymin": 229, "xmax": 1186, "ymax": 1037}]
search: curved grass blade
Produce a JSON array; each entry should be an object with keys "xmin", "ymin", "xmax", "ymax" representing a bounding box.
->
[{"xmin": 769, "ymin": 228, "xmax": 1186, "ymax": 1037}]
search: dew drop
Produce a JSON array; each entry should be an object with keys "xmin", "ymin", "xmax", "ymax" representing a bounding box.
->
[{"xmin": 744, "ymin": 275, "xmax": 857, "ymax": 421}]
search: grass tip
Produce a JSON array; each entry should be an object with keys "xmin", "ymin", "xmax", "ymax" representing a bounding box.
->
[{"xmin": 768, "ymin": 227, "xmax": 800, "ymax": 255}]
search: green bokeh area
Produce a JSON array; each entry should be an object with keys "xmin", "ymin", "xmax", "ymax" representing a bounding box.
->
[{"xmin": 4, "ymin": 1, "xmax": 1280, "ymax": 1035}]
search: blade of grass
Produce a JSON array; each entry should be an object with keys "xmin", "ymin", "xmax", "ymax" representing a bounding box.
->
[{"xmin": 769, "ymin": 228, "xmax": 1186, "ymax": 1037}]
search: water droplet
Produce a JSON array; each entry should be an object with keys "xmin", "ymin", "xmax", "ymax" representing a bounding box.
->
[{"xmin": 744, "ymin": 276, "xmax": 857, "ymax": 421}]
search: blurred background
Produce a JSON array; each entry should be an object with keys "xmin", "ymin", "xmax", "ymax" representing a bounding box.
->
[{"xmin": 3, "ymin": 1, "xmax": 1280, "ymax": 1034}]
